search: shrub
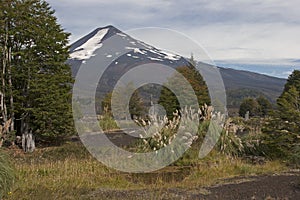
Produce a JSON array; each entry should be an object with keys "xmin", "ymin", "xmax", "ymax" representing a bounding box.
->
[
  {"xmin": 218, "ymin": 129, "xmax": 244, "ymax": 157},
  {"xmin": 289, "ymin": 144, "xmax": 300, "ymax": 167},
  {"xmin": 242, "ymin": 133, "xmax": 267, "ymax": 157}
]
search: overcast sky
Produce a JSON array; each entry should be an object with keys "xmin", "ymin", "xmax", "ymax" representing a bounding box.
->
[{"xmin": 47, "ymin": 0, "xmax": 300, "ymax": 78}]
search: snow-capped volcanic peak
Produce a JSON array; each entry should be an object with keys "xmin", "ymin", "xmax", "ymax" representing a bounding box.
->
[
  {"xmin": 69, "ymin": 25, "xmax": 183, "ymax": 67},
  {"xmin": 70, "ymin": 28, "xmax": 109, "ymax": 60}
]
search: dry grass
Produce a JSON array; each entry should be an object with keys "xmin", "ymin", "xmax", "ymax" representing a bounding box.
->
[
  {"xmin": 5, "ymin": 142, "xmax": 287, "ymax": 200},
  {"xmin": 0, "ymin": 150, "xmax": 15, "ymax": 199}
]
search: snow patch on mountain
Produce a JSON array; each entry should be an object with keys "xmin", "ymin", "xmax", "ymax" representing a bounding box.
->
[
  {"xmin": 148, "ymin": 57, "xmax": 163, "ymax": 61},
  {"xmin": 125, "ymin": 47, "xmax": 147, "ymax": 55},
  {"xmin": 163, "ymin": 51, "xmax": 181, "ymax": 61},
  {"xmin": 117, "ymin": 33, "xmax": 127, "ymax": 37},
  {"xmin": 70, "ymin": 28, "xmax": 109, "ymax": 60}
]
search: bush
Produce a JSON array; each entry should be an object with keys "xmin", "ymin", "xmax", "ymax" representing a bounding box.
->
[
  {"xmin": 0, "ymin": 150, "xmax": 15, "ymax": 199},
  {"xmin": 218, "ymin": 129, "xmax": 244, "ymax": 157},
  {"xmin": 289, "ymin": 144, "xmax": 300, "ymax": 167}
]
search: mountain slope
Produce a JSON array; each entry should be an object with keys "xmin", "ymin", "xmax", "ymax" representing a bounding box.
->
[
  {"xmin": 68, "ymin": 25, "xmax": 286, "ymax": 113},
  {"xmin": 220, "ymin": 67, "xmax": 285, "ymax": 95}
]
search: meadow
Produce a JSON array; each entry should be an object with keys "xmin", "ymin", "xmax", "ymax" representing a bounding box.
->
[{"xmin": 3, "ymin": 141, "xmax": 288, "ymax": 200}]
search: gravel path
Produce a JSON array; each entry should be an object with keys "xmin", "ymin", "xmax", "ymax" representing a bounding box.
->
[{"xmin": 86, "ymin": 171, "xmax": 300, "ymax": 200}]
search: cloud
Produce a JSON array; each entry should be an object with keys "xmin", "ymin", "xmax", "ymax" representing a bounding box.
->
[{"xmin": 47, "ymin": 0, "xmax": 300, "ymax": 64}]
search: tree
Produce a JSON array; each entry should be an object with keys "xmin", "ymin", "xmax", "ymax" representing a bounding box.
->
[
  {"xmin": 0, "ymin": 0, "xmax": 15, "ymax": 143},
  {"xmin": 239, "ymin": 98, "xmax": 259, "ymax": 117},
  {"xmin": 158, "ymin": 86, "xmax": 179, "ymax": 119},
  {"xmin": 262, "ymin": 70, "xmax": 300, "ymax": 163},
  {"xmin": 276, "ymin": 72, "xmax": 300, "ymax": 134},
  {"xmin": 158, "ymin": 65, "xmax": 210, "ymax": 119},
  {"xmin": 129, "ymin": 89, "xmax": 145, "ymax": 119},
  {"xmin": 101, "ymin": 82, "xmax": 146, "ymax": 120},
  {"xmin": 277, "ymin": 70, "xmax": 300, "ymax": 124},
  {"xmin": 282, "ymin": 70, "xmax": 300, "ymax": 92},
  {"xmin": 257, "ymin": 96, "xmax": 272, "ymax": 117},
  {"xmin": 239, "ymin": 96, "xmax": 272, "ymax": 118},
  {"xmin": 0, "ymin": 0, "xmax": 74, "ymax": 150}
]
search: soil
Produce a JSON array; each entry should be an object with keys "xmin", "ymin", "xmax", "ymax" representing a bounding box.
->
[
  {"xmin": 86, "ymin": 171, "xmax": 300, "ymax": 200},
  {"xmin": 196, "ymin": 171, "xmax": 300, "ymax": 200}
]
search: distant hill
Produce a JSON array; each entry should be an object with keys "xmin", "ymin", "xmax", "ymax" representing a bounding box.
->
[
  {"xmin": 219, "ymin": 67, "xmax": 286, "ymax": 115},
  {"xmin": 68, "ymin": 25, "xmax": 286, "ymax": 115}
]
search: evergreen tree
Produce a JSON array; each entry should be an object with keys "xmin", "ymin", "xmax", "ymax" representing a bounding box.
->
[
  {"xmin": 239, "ymin": 96, "xmax": 271, "ymax": 118},
  {"xmin": 101, "ymin": 82, "xmax": 146, "ymax": 120},
  {"xmin": 158, "ymin": 65, "xmax": 210, "ymax": 119},
  {"xmin": 277, "ymin": 70, "xmax": 300, "ymax": 124},
  {"xmin": 129, "ymin": 89, "xmax": 145, "ymax": 119},
  {"xmin": 158, "ymin": 86, "xmax": 179, "ymax": 119},
  {"xmin": 0, "ymin": 0, "xmax": 74, "ymax": 150},
  {"xmin": 262, "ymin": 70, "xmax": 300, "ymax": 163},
  {"xmin": 239, "ymin": 98, "xmax": 259, "ymax": 117},
  {"xmin": 257, "ymin": 96, "xmax": 272, "ymax": 117},
  {"xmin": 282, "ymin": 70, "xmax": 300, "ymax": 92}
]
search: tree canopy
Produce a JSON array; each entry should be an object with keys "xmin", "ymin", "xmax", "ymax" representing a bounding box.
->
[
  {"xmin": 239, "ymin": 96, "xmax": 272, "ymax": 118},
  {"xmin": 262, "ymin": 70, "xmax": 300, "ymax": 162},
  {"xmin": 158, "ymin": 64, "xmax": 210, "ymax": 119},
  {"xmin": 101, "ymin": 82, "xmax": 146, "ymax": 120},
  {"xmin": 0, "ymin": 0, "xmax": 74, "ymax": 148}
]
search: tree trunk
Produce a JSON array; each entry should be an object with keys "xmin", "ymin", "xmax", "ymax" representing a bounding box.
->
[
  {"xmin": 21, "ymin": 119, "xmax": 35, "ymax": 152},
  {"xmin": 8, "ymin": 45, "xmax": 14, "ymax": 132},
  {"xmin": 22, "ymin": 131, "xmax": 35, "ymax": 153},
  {"xmin": 1, "ymin": 28, "xmax": 8, "ymax": 123}
]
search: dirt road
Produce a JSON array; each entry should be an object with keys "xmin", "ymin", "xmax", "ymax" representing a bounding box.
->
[{"xmin": 87, "ymin": 171, "xmax": 300, "ymax": 200}]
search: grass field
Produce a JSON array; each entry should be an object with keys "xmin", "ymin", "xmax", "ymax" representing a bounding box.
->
[{"xmin": 2, "ymin": 141, "xmax": 289, "ymax": 200}]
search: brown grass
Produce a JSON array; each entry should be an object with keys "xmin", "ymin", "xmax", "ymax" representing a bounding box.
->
[{"xmin": 5, "ymin": 142, "xmax": 287, "ymax": 200}]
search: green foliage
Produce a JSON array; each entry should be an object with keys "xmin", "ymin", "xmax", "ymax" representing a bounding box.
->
[
  {"xmin": 277, "ymin": 86, "xmax": 300, "ymax": 123},
  {"xmin": 227, "ymin": 88, "xmax": 264, "ymax": 108},
  {"xmin": 277, "ymin": 70, "xmax": 300, "ymax": 124},
  {"xmin": 0, "ymin": 150, "xmax": 15, "ymax": 199},
  {"xmin": 262, "ymin": 70, "xmax": 300, "ymax": 163},
  {"xmin": 129, "ymin": 89, "xmax": 146, "ymax": 119},
  {"xmin": 101, "ymin": 82, "xmax": 146, "ymax": 119},
  {"xmin": 256, "ymin": 96, "xmax": 272, "ymax": 116},
  {"xmin": 282, "ymin": 70, "xmax": 300, "ymax": 91},
  {"xmin": 239, "ymin": 98, "xmax": 260, "ymax": 117},
  {"xmin": 239, "ymin": 96, "xmax": 272, "ymax": 117},
  {"xmin": 290, "ymin": 144, "xmax": 300, "ymax": 166},
  {"xmin": 0, "ymin": 0, "xmax": 74, "ymax": 142},
  {"xmin": 158, "ymin": 86, "xmax": 179, "ymax": 118},
  {"xmin": 158, "ymin": 65, "xmax": 210, "ymax": 118},
  {"xmin": 218, "ymin": 129, "xmax": 244, "ymax": 157},
  {"xmin": 242, "ymin": 133, "xmax": 265, "ymax": 157}
]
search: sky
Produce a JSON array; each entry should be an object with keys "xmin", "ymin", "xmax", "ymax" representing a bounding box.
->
[{"xmin": 47, "ymin": 0, "xmax": 300, "ymax": 78}]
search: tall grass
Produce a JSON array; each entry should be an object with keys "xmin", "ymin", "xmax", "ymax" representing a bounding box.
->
[
  {"xmin": 5, "ymin": 142, "xmax": 288, "ymax": 200},
  {"xmin": 0, "ymin": 150, "xmax": 15, "ymax": 199}
]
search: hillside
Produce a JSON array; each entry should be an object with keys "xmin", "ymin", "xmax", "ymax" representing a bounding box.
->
[
  {"xmin": 68, "ymin": 25, "xmax": 286, "ymax": 114},
  {"xmin": 219, "ymin": 67, "xmax": 286, "ymax": 114}
]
